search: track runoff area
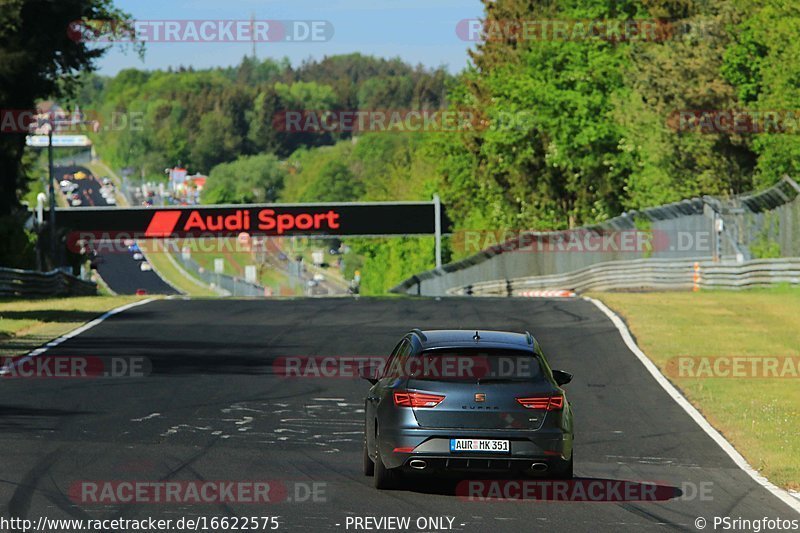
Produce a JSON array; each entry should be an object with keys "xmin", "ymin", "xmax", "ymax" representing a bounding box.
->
[{"xmin": 1, "ymin": 295, "xmax": 798, "ymax": 533}]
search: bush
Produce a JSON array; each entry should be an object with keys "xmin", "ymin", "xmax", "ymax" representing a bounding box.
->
[{"xmin": 0, "ymin": 213, "xmax": 37, "ymax": 269}]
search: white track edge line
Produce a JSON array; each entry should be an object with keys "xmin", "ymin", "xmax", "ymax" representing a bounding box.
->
[
  {"xmin": 0, "ymin": 297, "xmax": 156, "ymax": 375},
  {"xmin": 584, "ymin": 296, "xmax": 800, "ymax": 513}
]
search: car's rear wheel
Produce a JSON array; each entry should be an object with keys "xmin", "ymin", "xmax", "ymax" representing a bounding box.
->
[
  {"xmin": 374, "ymin": 450, "xmax": 402, "ymax": 489},
  {"xmin": 373, "ymin": 433, "xmax": 402, "ymax": 489},
  {"xmin": 553, "ymin": 452, "xmax": 574, "ymax": 479},
  {"xmin": 362, "ymin": 439, "xmax": 374, "ymax": 477}
]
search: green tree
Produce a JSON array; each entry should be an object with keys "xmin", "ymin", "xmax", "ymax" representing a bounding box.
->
[
  {"xmin": 190, "ymin": 112, "xmax": 243, "ymax": 173},
  {"xmin": 440, "ymin": 0, "xmax": 642, "ymax": 231},
  {"xmin": 202, "ymin": 154, "xmax": 285, "ymax": 204},
  {"xmin": 302, "ymin": 160, "xmax": 363, "ymax": 202},
  {"xmin": 721, "ymin": 1, "xmax": 800, "ymax": 187},
  {"xmin": 0, "ymin": 0, "xmax": 131, "ymax": 266},
  {"xmin": 357, "ymin": 76, "xmax": 414, "ymax": 109}
]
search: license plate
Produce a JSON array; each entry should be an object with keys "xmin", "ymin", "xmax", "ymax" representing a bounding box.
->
[{"xmin": 450, "ymin": 438, "xmax": 510, "ymax": 453}]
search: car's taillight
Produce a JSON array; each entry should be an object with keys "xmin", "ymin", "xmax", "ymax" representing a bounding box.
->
[
  {"xmin": 393, "ymin": 391, "xmax": 445, "ymax": 408},
  {"xmin": 517, "ymin": 395, "xmax": 564, "ymax": 411}
]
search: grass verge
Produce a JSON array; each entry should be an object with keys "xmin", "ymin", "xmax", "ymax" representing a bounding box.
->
[
  {"xmin": 594, "ymin": 287, "xmax": 800, "ymax": 490},
  {"xmin": 142, "ymin": 242, "xmax": 218, "ymax": 297},
  {"xmin": 0, "ymin": 295, "xmax": 148, "ymax": 357}
]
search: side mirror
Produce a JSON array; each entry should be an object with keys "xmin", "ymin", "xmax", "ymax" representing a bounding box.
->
[
  {"xmin": 552, "ymin": 370, "xmax": 572, "ymax": 386},
  {"xmin": 358, "ymin": 365, "xmax": 379, "ymax": 385}
]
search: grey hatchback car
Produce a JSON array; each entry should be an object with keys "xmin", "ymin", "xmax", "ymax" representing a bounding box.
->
[{"xmin": 361, "ymin": 329, "xmax": 574, "ymax": 489}]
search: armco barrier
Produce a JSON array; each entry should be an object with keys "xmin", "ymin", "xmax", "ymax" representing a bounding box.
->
[
  {"xmin": 0, "ymin": 267, "xmax": 97, "ymax": 297},
  {"xmin": 392, "ymin": 177, "xmax": 800, "ymax": 296},
  {"xmin": 172, "ymin": 253, "xmax": 263, "ymax": 297},
  {"xmin": 449, "ymin": 258, "xmax": 800, "ymax": 296}
]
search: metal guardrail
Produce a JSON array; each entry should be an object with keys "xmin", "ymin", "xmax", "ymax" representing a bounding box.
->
[
  {"xmin": 392, "ymin": 177, "xmax": 800, "ymax": 296},
  {"xmin": 172, "ymin": 254, "xmax": 265, "ymax": 297},
  {"xmin": 450, "ymin": 258, "xmax": 800, "ymax": 296},
  {"xmin": 0, "ymin": 267, "xmax": 97, "ymax": 297}
]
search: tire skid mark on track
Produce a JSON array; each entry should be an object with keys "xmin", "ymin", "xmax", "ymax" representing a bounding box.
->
[
  {"xmin": 616, "ymin": 502, "xmax": 689, "ymax": 531},
  {"xmin": 604, "ymin": 455, "xmax": 701, "ymax": 468},
  {"xmin": 158, "ymin": 438, "xmax": 223, "ymax": 482},
  {"xmin": 42, "ymin": 477, "xmax": 96, "ymax": 522},
  {"xmin": 721, "ymin": 489, "xmax": 758, "ymax": 521},
  {"xmin": 182, "ymin": 463, "xmax": 240, "ymax": 519},
  {"xmin": 549, "ymin": 302, "xmax": 592, "ymax": 322},
  {"xmin": 7, "ymin": 448, "xmax": 62, "ymax": 521}
]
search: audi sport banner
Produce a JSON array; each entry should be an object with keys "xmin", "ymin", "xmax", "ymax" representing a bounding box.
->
[{"xmin": 55, "ymin": 202, "xmax": 449, "ymax": 238}]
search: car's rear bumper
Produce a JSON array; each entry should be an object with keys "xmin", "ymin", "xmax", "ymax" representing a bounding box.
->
[
  {"xmin": 378, "ymin": 428, "xmax": 573, "ymax": 470},
  {"xmin": 398, "ymin": 455, "xmax": 565, "ymax": 475}
]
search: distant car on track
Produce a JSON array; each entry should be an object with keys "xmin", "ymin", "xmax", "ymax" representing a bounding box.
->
[
  {"xmin": 362, "ymin": 329, "xmax": 574, "ymax": 489},
  {"xmin": 139, "ymin": 261, "xmax": 152, "ymax": 271},
  {"xmin": 133, "ymin": 252, "xmax": 144, "ymax": 261}
]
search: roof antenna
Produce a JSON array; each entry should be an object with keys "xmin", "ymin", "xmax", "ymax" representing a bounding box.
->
[{"xmin": 473, "ymin": 330, "xmax": 481, "ymax": 341}]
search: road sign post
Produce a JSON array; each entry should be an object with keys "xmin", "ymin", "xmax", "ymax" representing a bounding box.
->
[
  {"xmin": 433, "ymin": 194, "xmax": 442, "ymax": 269},
  {"xmin": 47, "ymin": 126, "xmax": 55, "ymax": 264}
]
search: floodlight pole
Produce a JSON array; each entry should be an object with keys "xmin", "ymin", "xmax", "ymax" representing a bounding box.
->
[{"xmin": 433, "ymin": 194, "xmax": 442, "ymax": 269}]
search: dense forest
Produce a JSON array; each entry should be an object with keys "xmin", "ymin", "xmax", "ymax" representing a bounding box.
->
[
  {"xmin": 6, "ymin": 0, "xmax": 800, "ymax": 292},
  {"xmin": 76, "ymin": 54, "xmax": 451, "ymax": 180}
]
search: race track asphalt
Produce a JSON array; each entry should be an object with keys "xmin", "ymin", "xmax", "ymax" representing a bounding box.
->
[
  {"xmin": 0, "ymin": 297, "xmax": 796, "ymax": 532},
  {"xmin": 54, "ymin": 165, "xmax": 177, "ymax": 295}
]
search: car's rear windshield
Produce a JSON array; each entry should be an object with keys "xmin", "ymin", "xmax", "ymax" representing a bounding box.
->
[{"xmin": 403, "ymin": 348, "xmax": 544, "ymax": 382}]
